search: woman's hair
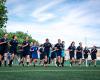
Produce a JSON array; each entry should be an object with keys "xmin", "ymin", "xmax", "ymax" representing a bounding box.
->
[
  {"xmin": 12, "ymin": 35, "xmax": 16, "ymax": 39},
  {"xmin": 71, "ymin": 41, "xmax": 75, "ymax": 46}
]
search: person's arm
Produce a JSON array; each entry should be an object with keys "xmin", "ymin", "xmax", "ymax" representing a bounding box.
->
[
  {"xmin": 0, "ymin": 42, "xmax": 6, "ymax": 45},
  {"xmin": 23, "ymin": 43, "xmax": 28, "ymax": 48},
  {"xmin": 0, "ymin": 39, "xmax": 7, "ymax": 45},
  {"xmin": 55, "ymin": 44, "xmax": 58, "ymax": 50},
  {"xmin": 68, "ymin": 46, "xmax": 72, "ymax": 51},
  {"xmin": 30, "ymin": 47, "xmax": 34, "ymax": 51},
  {"xmin": 95, "ymin": 49, "xmax": 97, "ymax": 54}
]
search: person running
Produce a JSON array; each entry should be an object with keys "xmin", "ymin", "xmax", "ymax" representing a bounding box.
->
[
  {"xmin": 9, "ymin": 35, "xmax": 18, "ymax": 67},
  {"xmin": 76, "ymin": 42, "xmax": 83, "ymax": 66},
  {"xmin": 22, "ymin": 37, "xmax": 30, "ymax": 66},
  {"xmin": 68, "ymin": 41, "xmax": 76, "ymax": 67},
  {"xmin": 61, "ymin": 41, "xmax": 65, "ymax": 67},
  {"xmin": 51, "ymin": 47, "xmax": 57, "ymax": 67},
  {"xmin": 18, "ymin": 44, "xmax": 23, "ymax": 66},
  {"xmin": 83, "ymin": 46, "xmax": 90, "ymax": 67},
  {"xmin": 43, "ymin": 38, "xmax": 52, "ymax": 67},
  {"xmin": 89, "ymin": 46, "xmax": 97, "ymax": 67},
  {"xmin": 0, "ymin": 33, "xmax": 9, "ymax": 67},
  {"xmin": 30, "ymin": 42, "xmax": 38, "ymax": 67},
  {"xmin": 39, "ymin": 44, "xmax": 44, "ymax": 66},
  {"xmin": 55, "ymin": 39, "xmax": 64, "ymax": 67}
]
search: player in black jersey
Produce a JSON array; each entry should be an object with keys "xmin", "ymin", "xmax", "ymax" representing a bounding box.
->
[
  {"xmin": 83, "ymin": 47, "xmax": 90, "ymax": 67},
  {"xmin": 0, "ymin": 34, "xmax": 9, "ymax": 67},
  {"xmin": 43, "ymin": 38, "xmax": 52, "ymax": 67},
  {"xmin": 89, "ymin": 46, "xmax": 97, "ymax": 67},
  {"xmin": 9, "ymin": 35, "xmax": 18, "ymax": 67},
  {"xmin": 76, "ymin": 42, "xmax": 83, "ymax": 65},
  {"xmin": 22, "ymin": 37, "xmax": 30, "ymax": 66},
  {"xmin": 68, "ymin": 41, "xmax": 76, "ymax": 66}
]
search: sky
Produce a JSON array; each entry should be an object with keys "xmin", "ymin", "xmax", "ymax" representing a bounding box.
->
[{"xmin": 6, "ymin": 0, "xmax": 100, "ymax": 48}]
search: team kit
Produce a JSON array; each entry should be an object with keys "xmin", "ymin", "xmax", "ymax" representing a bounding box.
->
[{"xmin": 0, "ymin": 34, "xmax": 97, "ymax": 67}]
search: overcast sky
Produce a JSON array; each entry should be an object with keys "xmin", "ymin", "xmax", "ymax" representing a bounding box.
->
[{"xmin": 6, "ymin": 0, "xmax": 100, "ymax": 48}]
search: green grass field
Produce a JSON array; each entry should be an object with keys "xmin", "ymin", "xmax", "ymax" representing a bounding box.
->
[{"xmin": 0, "ymin": 65, "xmax": 100, "ymax": 80}]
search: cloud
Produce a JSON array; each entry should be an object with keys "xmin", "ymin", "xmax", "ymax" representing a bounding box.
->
[
  {"xmin": 6, "ymin": 0, "xmax": 100, "ymax": 47},
  {"xmin": 31, "ymin": 0, "xmax": 64, "ymax": 22},
  {"xmin": 34, "ymin": 13, "xmax": 56, "ymax": 22}
]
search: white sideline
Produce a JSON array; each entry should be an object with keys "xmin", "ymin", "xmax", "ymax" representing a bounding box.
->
[{"xmin": 0, "ymin": 70, "xmax": 100, "ymax": 73}]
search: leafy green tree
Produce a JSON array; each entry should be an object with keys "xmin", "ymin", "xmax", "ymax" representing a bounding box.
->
[
  {"xmin": 0, "ymin": 28, "xmax": 6, "ymax": 38},
  {"xmin": 8, "ymin": 31, "xmax": 37, "ymax": 44},
  {"xmin": 0, "ymin": 0, "xmax": 8, "ymax": 28}
]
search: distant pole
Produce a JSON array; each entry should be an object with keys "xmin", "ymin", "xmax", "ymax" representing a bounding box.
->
[
  {"xmin": 26, "ymin": 26, "xmax": 28, "ymax": 34},
  {"xmin": 85, "ymin": 37, "xmax": 87, "ymax": 46}
]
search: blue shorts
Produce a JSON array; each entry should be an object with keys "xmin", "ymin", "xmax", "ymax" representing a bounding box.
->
[
  {"xmin": 56, "ymin": 50, "xmax": 62, "ymax": 57},
  {"xmin": 32, "ymin": 52, "xmax": 38, "ymax": 59}
]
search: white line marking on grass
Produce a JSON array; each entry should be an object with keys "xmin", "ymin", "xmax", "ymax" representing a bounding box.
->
[{"xmin": 0, "ymin": 70, "xmax": 100, "ymax": 73}]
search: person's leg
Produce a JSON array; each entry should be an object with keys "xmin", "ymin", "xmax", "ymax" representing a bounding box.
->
[
  {"xmin": 71, "ymin": 57, "xmax": 75, "ymax": 66},
  {"xmin": 4, "ymin": 53, "xmax": 8, "ymax": 67},
  {"xmin": 9, "ymin": 53, "xmax": 15, "ymax": 67},
  {"xmin": 93, "ymin": 59, "xmax": 96, "ymax": 67},
  {"xmin": 61, "ymin": 57, "xmax": 64, "ymax": 67},
  {"xmin": 33, "ymin": 59, "xmax": 37, "ymax": 67},
  {"xmin": 26, "ymin": 55, "xmax": 30, "ymax": 66},
  {"xmin": 57, "ymin": 56, "xmax": 61, "ymax": 67},
  {"xmin": 0, "ymin": 54, "xmax": 2, "ymax": 67},
  {"xmin": 44, "ymin": 55, "xmax": 48, "ymax": 67},
  {"xmin": 85, "ymin": 58, "xmax": 88, "ymax": 67},
  {"xmin": 48, "ymin": 57, "xmax": 51, "ymax": 64},
  {"xmin": 79, "ymin": 58, "xmax": 82, "ymax": 65},
  {"xmin": 54, "ymin": 58, "xmax": 57, "ymax": 67}
]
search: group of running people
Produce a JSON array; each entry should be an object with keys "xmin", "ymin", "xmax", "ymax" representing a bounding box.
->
[{"xmin": 0, "ymin": 33, "xmax": 98, "ymax": 67}]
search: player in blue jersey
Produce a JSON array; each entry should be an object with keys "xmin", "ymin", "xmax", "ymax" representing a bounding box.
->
[
  {"xmin": 61, "ymin": 41, "xmax": 65, "ymax": 67},
  {"xmin": 30, "ymin": 42, "xmax": 38, "ymax": 67}
]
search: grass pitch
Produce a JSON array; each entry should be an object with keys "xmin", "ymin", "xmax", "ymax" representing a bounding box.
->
[{"xmin": 0, "ymin": 66, "xmax": 100, "ymax": 80}]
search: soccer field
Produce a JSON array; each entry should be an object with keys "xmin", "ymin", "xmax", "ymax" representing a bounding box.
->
[{"xmin": 0, "ymin": 66, "xmax": 100, "ymax": 80}]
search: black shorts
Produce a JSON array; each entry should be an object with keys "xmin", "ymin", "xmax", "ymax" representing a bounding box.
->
[
  {"xmin": 44, "ymin": 50, "xmax": 50, "ymax": 57},
  {"xmin": 76, "ymin": 53, "xmax": 82, "ymax": 59},
  {"xmin": 23, "ymin": 50, "xmax": 30, "ymax": 57},
  {"xmin": 10, "ymin": 47, "xmax": 17, "ymax": 54},
  {"xmin": 0, "ymin": 50, "xmax": 4, "ymax": 56},
  {"xmin": 18, "ymin": 51, "xmax": 23, "ymax": 59},
  {"xmin": 30, "ymin": 52, "xmax": 32, "ymax": 58},
  {"xmin": 51, "ymin": 51, "xmax": 56, "ymax": 59},
  {"xmin": 84, "ymin": 54, "xmax": 88, "ymax": 59},
  {"xmin": 40, "ymin": 53, "xmax": 44, "ymax": 60},
  {"xmin": 91, "ymin": 54, "xmax": 96, "ymax": 60},
  {"xmin": 69, "ymin": 52, "xmax": 75, "ymax": 59},
  {"xmin": 0, "ymin": 46, "xmax": 8, "ymax": 55},
  {"xmin": 10, "ymin": 49, "xmax": 17, "ymax": 54}
]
